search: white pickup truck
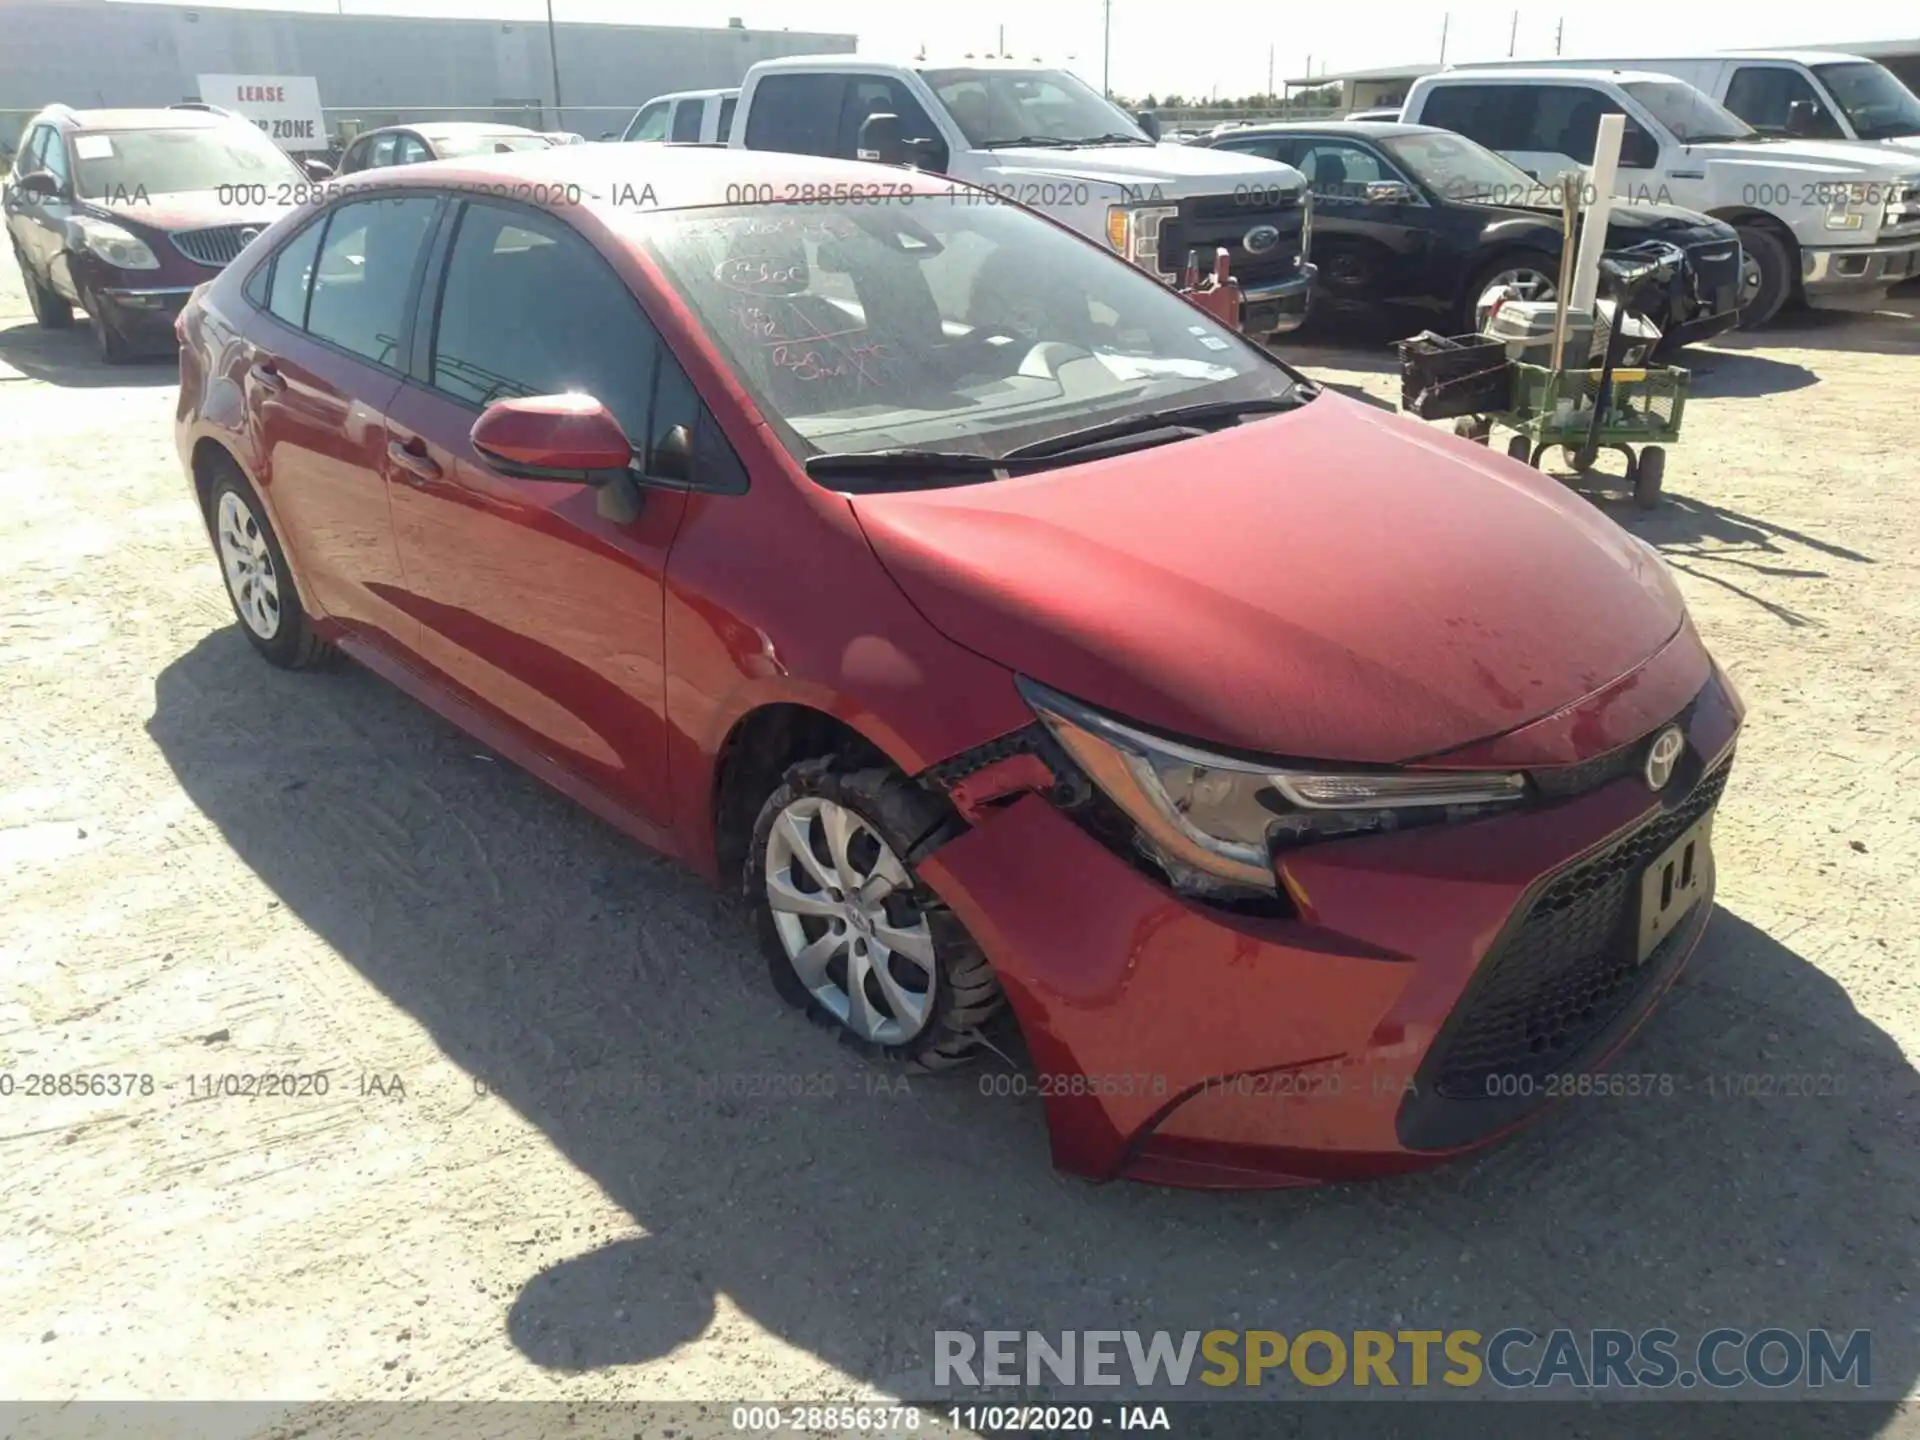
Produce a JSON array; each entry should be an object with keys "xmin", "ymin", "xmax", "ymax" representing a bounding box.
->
[
  {"xmin": 726, "ymin": 55, "xmax": 1318, "ymax": 336},
  {"xmin": 1445, "ymin": 52, "xmax": 1920, "ymax": 157},
  {"xmin": 1401, "ymin": 67, "xmax": 1920, "ymax": 326}
]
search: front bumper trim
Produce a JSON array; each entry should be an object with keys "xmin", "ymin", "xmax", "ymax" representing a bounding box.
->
[{"xmin": 1801, "ymin": 236, "xmax": 1920, "ymax": 297}]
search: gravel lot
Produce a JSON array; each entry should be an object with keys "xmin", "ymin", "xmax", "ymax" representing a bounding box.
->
[{"xmin": 1, "ymin": 243, "xmax": 1916, "ymax": 1438}]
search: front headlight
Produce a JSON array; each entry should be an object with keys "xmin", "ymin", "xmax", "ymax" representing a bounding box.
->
[
  {"xmin": 1104, "ymin": 203, "xmax": 1177, "ymax": 270},
  {"xmin": 76, "ymin": 219, "xmax": 161, "ymax": 270},
  {"xmin": 1020, "ymin": 677, "xmax": 1525, "ymax": 897}
]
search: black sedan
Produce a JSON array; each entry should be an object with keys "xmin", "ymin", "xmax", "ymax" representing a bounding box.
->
[{"xmin": 1200, "ymin": 121, "xmax": 1743, "ymax": 348}]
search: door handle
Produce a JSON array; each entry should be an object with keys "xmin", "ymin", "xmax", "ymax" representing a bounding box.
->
[
  {"xmin": 387, "ymin": 437, "xmax": 442, "ymax": 483},
  {"xmin": 248, "ymin": 358, "xmax": 286, "ymax": 392}
]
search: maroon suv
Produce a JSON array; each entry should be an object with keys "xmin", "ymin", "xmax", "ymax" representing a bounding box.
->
[{"xmin": 3, "ymin": 104, "xmax": 305, "ymax": 361}]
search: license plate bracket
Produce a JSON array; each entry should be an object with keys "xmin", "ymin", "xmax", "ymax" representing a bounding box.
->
[{"xmin": 1637, "ymin": 812, "xmax": 1714, "ymax": 963}]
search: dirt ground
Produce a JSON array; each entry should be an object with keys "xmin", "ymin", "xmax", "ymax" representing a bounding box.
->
[{"xmin": 1, "ymin": 243, "xmax": 1917, "ymax": 1438}]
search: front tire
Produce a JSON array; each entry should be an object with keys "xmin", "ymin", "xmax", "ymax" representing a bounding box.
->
[
  {"xmin": 205, "ymin": 463, "xmax": 334, "ymax": 669},
  {"xmin": 86, "ymin": 291, "xmax": 136, "ymax": 364},
  {"xmin": 1460, "ymin": 247, "xmax": 1559, "ymax": 332},
  {"xmin": 1733, "ymin": 225, "xmax": 1792, "ymax": 330},
  {"xmin": 17, "ymin": 248, "xmax": 73, "ymax": 329},
  {"xmin": 747, "ymin": 758, "xmax": 1002, "ymax": 1071}
]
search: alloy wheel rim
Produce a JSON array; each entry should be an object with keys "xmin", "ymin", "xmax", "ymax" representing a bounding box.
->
[
  {"xmin": 215, "ymin": 491, "xmax": 282, "ymax": 640},
  {"xmin": 764, "ymin": 796, "xmax": 936, "ymax": 1046},
  {"xmin": 1476, "ymin": 267, "xmax": 1556, "ymax": 324},
  {"xmin": 1740, "ymin": 252, "xmax": 1764, "ymax": 307}
]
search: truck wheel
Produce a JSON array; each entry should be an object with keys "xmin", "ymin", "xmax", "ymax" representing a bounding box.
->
[
  {"xmin": 1733, "ymin": 226, "xmax": 1792, "ymax": 329},
  {"xmin": 1506, "ymin": 434, "xmax": 1531, "ymax": 464}
]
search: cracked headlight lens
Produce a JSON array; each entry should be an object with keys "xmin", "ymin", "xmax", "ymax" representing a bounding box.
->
[{"xmin": 1019, "ymin": 676, "xmax": 1525, "ymax": 895}]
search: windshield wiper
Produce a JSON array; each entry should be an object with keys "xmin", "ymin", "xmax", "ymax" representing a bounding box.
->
[
  {"xmin": 978, "ymin": 135, "xmax": 1078, "ymax": 149},
  {"xmin": 1075, "ymin": 132, "xmax": 1157, "ymax": 146},
  {"xmin": 999, "ymin": 390, "xmax": 1313, "ymax": 463},
  {"xmin": 804, "ymin": 448, "xmax": 1006, "ymax": 479}
]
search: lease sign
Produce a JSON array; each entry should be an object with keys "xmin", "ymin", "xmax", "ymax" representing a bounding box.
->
[{"xmin": 195, "ymin": 74, "xmax": 327, "ymax": 151}]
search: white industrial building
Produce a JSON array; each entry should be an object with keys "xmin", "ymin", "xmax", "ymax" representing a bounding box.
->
[{"xmin": 0, "ymin": 0, "xmax": 856, "ymax": 149}]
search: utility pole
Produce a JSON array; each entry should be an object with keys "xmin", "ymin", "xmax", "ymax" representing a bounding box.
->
[
  {"xmin": 1439, "ymin": 12, "xmax": 1449, "ymax": 64},
  {"xmin": 545, "ymin": 0, "xmax": 564, "ymax": 126},
  {"xmin": 1102, "ymin": 0, "xmax": 1112, "ymax": 97},
  {"xmin": 1267, "ymin": 44, "xmax": 1274, "ymax": 100},
  {"xmin": 1508, "ymin": 10, "xmax": 1518, "ymax": 56},
  {"xmin": 998, "ymin": 24, "xmax": 1004, "ymax": 55},
  {"xmin": 1555, "ymin": 16, "xmax": 1564, "ymax": 55}
]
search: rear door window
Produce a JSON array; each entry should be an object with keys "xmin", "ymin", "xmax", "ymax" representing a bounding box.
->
[
  {"xmin": 716, "ymin": 96, "xmax": 738, "ymax": 141},
  {"xmin": 743, "ymin": 73, "xmax": 846, "ymax": 156},
  {"xmin": 670, "ymin": 101, "xmax": 704, "ymax": 143},
  {"xmin": 1416, "ymin": 85, "xmax": 1524, "ymax": 149},
  {"xmin": 304, "ymin": 195, "xmax": 439, "ymax": 368},
  {"xmin": 369, "ymin": 133, "xmax": 399, "ymax": 168}
]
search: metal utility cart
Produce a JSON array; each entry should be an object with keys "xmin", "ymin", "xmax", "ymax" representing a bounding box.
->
[{"xmin": 1398, "ymin": 240, "xmax": 1694, "ymax": 510}]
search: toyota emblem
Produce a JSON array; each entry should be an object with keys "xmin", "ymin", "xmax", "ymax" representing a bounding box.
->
[
  {"xmin": 1242, "ymin": 224, "xmax": 1281, "ymax": 255},
  {"xmin": 1644, "ymin": 726, "xmax": 1685, "ymax": 791}
]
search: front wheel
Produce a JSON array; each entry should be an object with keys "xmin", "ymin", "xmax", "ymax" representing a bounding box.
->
[
  {"xmin": 1733, "ymin": 225, "xmax": 1792, "ymax": 330},
  {"xmin": 85, "ymin": 291, "xmax": 136, "ymax": 364},
  {"xmin": 17, "ymin": 248, "xmax": 73, "ymax": 328},
  {"xmin": 1506, "ymin": 434, "xmax": 1532, "ymax": 464},
  {"xmin": 748, "ymin": 758, "xmax": 1003, "ymax": 1071},
  {"xmin": 1461, "ymin": 247, "xmax": 1559, "ymax": 331}
]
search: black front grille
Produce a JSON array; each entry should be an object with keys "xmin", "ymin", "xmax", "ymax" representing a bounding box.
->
[
  {"xmin": 171, "ymin": 225, "xmax": 261, "ymax": 267},
  {"xmin": 1424, "ymin": 758, "xmax": 1731, "ymax": 1102},
  {"xmin": 1157, "ymin": 195, "xmax": 1304, "ymax": 283}
]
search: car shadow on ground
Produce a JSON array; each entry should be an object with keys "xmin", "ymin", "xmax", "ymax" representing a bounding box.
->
[
  {"xmin": 1555, "ymin": 485, "xmax": 1875, "ymax": 629},
  {"xmin": 1709, "ymin": 296, "xmax": 1920, "ymax": 359},
  {"xmin": 0, "ymin": 318, "xmax": 176, "ymax": 387},
  {"xmin": 147, "ymin": 630, "xmax": 1919, "ymax": 1428},
  {"xmin": 1682, "ymin": 347, "xmax": 1820, "ymax": 399}
]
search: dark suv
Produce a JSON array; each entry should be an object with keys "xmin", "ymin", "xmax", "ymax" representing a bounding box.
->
[{"xmin": 3, "ymin": 105, "xmax": 306, "ymax": 361}]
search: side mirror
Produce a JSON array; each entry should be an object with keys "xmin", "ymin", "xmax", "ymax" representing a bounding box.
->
[
  {"xmin": 857, "ymin": 111, "xmax": 904, "ymax": 165},
  {"xmin": 1135, "ymin": 111, "xmax": 1162, "ymax": 141},
  {"xmin": 19, "ymin": 170, "xmax": 60, "ymax": 198},
  {"xmin": 600, "ymin": 130, "xmax": 619, "ymax": 141},
  {"xmin": 1618, "ymin": 130, "xmax": 1658, "ymax": 168},
  {"xmin": 1364, "ymin": 180, "xmax": 1416, "ymax": 205},
  {"xmin": 300, "ymin": 156, "xmax": 334, "ymax": 180},
  {"xmin": 470, "ymin": 394, "xmax": 633, "ymax": 483},
  {"xmin": 1784, "ymin": 98, "xmax": 1819, "ymax": 137}
]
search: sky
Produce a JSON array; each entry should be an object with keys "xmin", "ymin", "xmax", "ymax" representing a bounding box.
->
[{"xmin": 115, "ymin": 0, "xmax": 1920, "ymax": 98}]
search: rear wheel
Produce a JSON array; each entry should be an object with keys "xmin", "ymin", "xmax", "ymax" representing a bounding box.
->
[
  {"xmin": 1733, "ymin": 225, "xmax": 1792, "ymax": 329},
  {"xmin": 1461, "ymin": 247, "xmax": 1559, "ymax": 332},
  {"xmin": 1506, "ymin": 434, "xmax": 1532, "ymax": 464},
  {"xmin": 747, "ymin": 758, "xmax": 1002, "ymax": 1071},
  {"xmin": 16, "ymin": 247, "xmax": 73, "ymax": 328},
  {"xmin": 206, "ymin": 462, "xmax": 334, "ymax": 669},
  {"xmin": 1634, "ymin": 447, "xmax": 1666, "ymax": 509}
]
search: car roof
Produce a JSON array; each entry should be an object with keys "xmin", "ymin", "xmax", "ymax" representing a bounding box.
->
[
  {"xmin": 1213, "ymin": 120, "xmax": 1443, "ymax": 141},
  {"xmin": 338, "ymin": 141, "xmax": 958, "ymax": 216},
  {"xmin": 648, "ymin": 88, "xmax": 737, "ymax": 103},
  {"xmin": 54, "ymin": 107, "xmax": 234, "ymax": 131},
  {"xmin": 1427, "ymin": 67, "xmax": 1680, "ymax": 85},
  {"xmin": 369, "ymin": 122, "xmax": 544, "ymax": 139}
]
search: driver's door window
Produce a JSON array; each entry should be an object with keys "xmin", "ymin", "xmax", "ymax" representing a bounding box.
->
[
  {"xmin": 1295, "ymin": 142, "xmax": 1386, "ymax": 202},
  {"xmin": 1725, "ymin": 66, "xmax": 1845, "ymax": 138},
  {"xmin": 627, "ymin": 103, "xmax": 671, "ymax": 142},
  {"xmin": 39, "ymin": 127, "xmax": 72, "ymax": 191},
  {"xmin": 837, "ymin": 77, "xmax": 948, "ymax": 170}
]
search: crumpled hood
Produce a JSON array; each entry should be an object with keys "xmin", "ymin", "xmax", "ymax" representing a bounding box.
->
[
  {"xmin": 850, "ymin": 394, "xmax": 1687, "ymax": 764},
  {"xmin": 980, "ymin": 141, "xmax": 1306, "ymax": 197}
]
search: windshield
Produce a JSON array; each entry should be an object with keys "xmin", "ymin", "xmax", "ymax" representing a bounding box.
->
[
  {"xmin": 641, "ymin": 200, "xmax": 1297, "ymax": 478},
  {"xmin": 1621, "ymin": 81, "xmax": 1757, "ymax": 144},
  {"xmin": 1814, "ymin": 62, "xmax": 1920, "ymax": 140},
  {"xmin": 1381, "ymin": 131, "xmax": 1538, "ymax": 202},
  {"xmin": 919, "ymin": 67, "xmax": 1149, "ymax": 147},
  {"xmin": 71, "ymin": 124, "xmax": 303, "ymax": 199},
  {"xmin": 431, "ymin": 132, "xmax": 554, "ymax": 158}
]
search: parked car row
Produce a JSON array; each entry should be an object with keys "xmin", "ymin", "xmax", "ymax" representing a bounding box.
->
[{"xmin": 165, "ymin": 139, "xmax": 1744, "ymax": 1188}]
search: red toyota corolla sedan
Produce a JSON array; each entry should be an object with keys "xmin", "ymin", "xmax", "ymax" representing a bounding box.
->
[{"xmin": 174, "ymin": 145, "xmax": 1741, "ymax": 1189}]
